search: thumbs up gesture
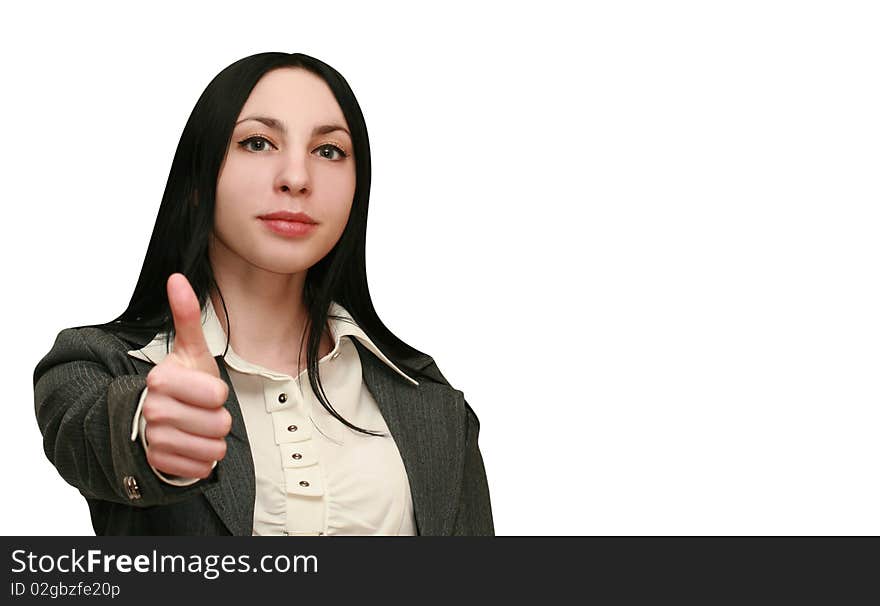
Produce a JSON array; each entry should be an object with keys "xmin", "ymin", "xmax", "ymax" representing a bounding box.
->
[{"xmin": 141, "ymin": 273, "xmax": 232, "ymax": 479}]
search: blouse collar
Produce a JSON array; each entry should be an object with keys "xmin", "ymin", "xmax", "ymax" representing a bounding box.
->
[{"xmin": 126, "ymin": 296, "xmax": 419, "ymax": 386}]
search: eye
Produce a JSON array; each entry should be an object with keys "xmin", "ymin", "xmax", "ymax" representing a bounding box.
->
[
  {"xmin": 313, "ymin": 143, "xmax": 349, "ymax": 161},
  {"xmin": 237, "ymin": 135, "xmax": 277, "ymax": 153},
  {"xmin": 236, "ymin": 136, "xmax": 349, "ymax": 160}
]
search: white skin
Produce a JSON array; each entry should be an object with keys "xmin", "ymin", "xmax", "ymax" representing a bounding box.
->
[{"xmin": 142, "ymin": 67, "xmax": 357, "ymax": 478}]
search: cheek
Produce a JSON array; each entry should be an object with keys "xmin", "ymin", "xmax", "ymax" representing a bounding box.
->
[
  {"xmin": 325, "ymin": 165, "xmax": 356, "ymax": 209},
  {"xmin": 212, "ymin": 183, "xmax": 239, "ymax": 235},
  {"xmin": 217, "ymin": 161, "xmax": 259, "ymax": 204},
  {"xmin": 322, "ymin": 175, "xmax": 356, "ymax": 234},
  {"xmin": 214, "ymin": 162, "xmax": 262, "ymax": 224}
]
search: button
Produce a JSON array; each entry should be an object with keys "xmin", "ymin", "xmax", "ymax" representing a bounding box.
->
[
  {"xmin": 284, "ymin": 469, "xmax": 323, "ymax": 496},
  {"xmin": 278, "ymin": 393, "xmax": 287, "ymax": 403},
  {"xmin": 273, "ymin": 414, "xmax": 312, "ymax": 443},
  {"xmin": 280, "ymin": 442, "xmax": 316, "ymax": 468},
  {"xmin": 123, "ymin": 476, "xmax": 141, "ymax": 500}
]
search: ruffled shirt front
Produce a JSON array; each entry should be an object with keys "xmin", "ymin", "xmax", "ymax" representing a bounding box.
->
[{"xmin": 126, "ymin": 297, "xmax": 419, "ymax": 536}]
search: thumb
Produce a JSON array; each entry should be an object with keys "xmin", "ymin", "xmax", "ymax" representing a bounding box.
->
[{"xmin": 167, "ymin": 273, "xmax": 218, "ymax": 376}]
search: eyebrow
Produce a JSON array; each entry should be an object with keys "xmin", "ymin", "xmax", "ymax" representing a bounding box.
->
[{"xmin": 235, "ymin": 115, "xmax": 351, "ymax": 138}]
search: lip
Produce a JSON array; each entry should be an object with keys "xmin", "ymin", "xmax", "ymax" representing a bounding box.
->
[
  {"xmin": 258, "ymin": 210, "xmax": 318, "ymax": 224},
  {"xmin": 258, "ymin": 211, "xmax": 319, "ymax": 238}
]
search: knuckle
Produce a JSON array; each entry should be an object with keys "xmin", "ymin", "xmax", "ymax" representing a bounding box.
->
[
  {"xmin": 145, "ymin": 448, "xmax": 164, "ymax": 470},
  {"xmin": 215, "ymin": 409, "xmax": 232, "ymax": 435},
  {"xmin": 215, "ymin": 381, "xmax": 229, "ymax": 404},
  {"xmin": 146, "ymin": 426, "xmax": 168, "ymax": 449},
  {"xmin": 214, "ymin": 439, "xmax": 228, "ymax": 460},
  {"xmin": 144, "ymin": 424, "xmax": 157, "ymax": 446},
  {"xmin": 141, "ymin": 398, "xmax": 159, "ymax": 423},
  {"xmin": 146, "ymin": 367, "xmax": 166, "ymax": 392},
  {"xmin": 142, "ymin": 398, "xmax": 169, "ymax": 424}
]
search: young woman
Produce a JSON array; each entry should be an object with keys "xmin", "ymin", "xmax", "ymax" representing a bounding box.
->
[{"xmin": 33, "ymin": 52, "xmax": 493, "ymax": 536}]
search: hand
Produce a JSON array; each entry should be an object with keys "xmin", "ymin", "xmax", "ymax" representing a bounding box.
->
[{"xmin": 141, "ymin": 273, "xmax": 231, "ymax": 479}]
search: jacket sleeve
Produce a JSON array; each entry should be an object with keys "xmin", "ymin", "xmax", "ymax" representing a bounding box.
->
[
  {"xmin": 33, "ymin": 327, "xmax": 219, "ymax": 507},
  {"xmin": 450, "ymin": 398, "xmax": 495, "ymax": 536}
]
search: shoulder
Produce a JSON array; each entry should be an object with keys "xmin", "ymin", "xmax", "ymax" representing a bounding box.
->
[
  {"xmin": 417, "ymin": 356, "xmax": 481, "ymax": 422},
  {"xmin": 48, "ymin": 324, "xmax": 150, "ymax": 356},
  {"xmin": 34, "ymin": 323, "xmax": 158, "ymax": 385},
  {"xmin": 413, "ymin": 355, "xmax": 453, "ymax": 387},
  {"xmin": 420, "ymin": 356, "xmax": 482, "ymax": 430}
]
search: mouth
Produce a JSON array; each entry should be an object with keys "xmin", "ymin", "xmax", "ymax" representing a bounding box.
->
[
  {"xmin": 257, "ymin": 210, "xmax": 318, "ymax": 224},
  {"xmin": 258, "ymin": 215, "xmax": 319, "ymax": 238}
]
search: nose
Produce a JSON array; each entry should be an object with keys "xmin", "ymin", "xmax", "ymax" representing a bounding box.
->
[{"xmin": 275, "ymin": 149, "xmax": 310, "ymax": 194}]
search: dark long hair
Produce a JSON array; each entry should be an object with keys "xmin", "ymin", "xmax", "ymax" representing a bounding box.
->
[{"xmin": 96, "ymin": 52, "xmax": 432, "ymax": 436}]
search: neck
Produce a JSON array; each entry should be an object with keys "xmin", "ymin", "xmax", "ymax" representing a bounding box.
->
[{"xmin": 207, "ymin": 237, "xmax": 330, "ymax": 369}]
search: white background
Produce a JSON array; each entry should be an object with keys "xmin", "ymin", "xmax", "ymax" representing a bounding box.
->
[{"xmin": 2, "ymin": 1, "xmax": 878, "ymax": 535}]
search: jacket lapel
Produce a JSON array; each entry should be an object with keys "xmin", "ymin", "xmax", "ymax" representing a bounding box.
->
[
  {"xmin": 353, "ymin": 340, "xmax": 466, "ymax": 536},
  {"xmin": 200, "ymin": 357, "xmax": 256, "ymax": 536}
]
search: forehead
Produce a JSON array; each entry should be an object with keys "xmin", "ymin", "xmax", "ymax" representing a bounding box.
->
[{"xmin": 237, "ymin": 67, "xmax": 346, "ymax": 126}]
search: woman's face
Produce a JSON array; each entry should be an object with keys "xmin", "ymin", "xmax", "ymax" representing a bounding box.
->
[{"xmin": 212, "ymin": 67, "xmax": 356, "ymax": 275}]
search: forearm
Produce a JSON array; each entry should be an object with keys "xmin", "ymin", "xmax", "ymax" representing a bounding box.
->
[{"xmin": 34, "ymin": 328, "xmax": 217, "ymax": 507}]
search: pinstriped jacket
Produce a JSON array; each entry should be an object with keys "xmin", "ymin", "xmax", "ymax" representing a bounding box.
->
[{"xmin": 33, "ymin": 323, "xmax": 494, "ymax": 536}]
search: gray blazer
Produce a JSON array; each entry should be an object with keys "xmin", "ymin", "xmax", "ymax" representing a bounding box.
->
[{"xmin": 33, "ymin": 324, "xmax": 494, "ymax": 536}]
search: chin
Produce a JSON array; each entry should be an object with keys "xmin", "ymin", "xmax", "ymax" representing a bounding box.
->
[{"xmin": 248, "ymin": 253, "xmax": 319, "ymax": 275}]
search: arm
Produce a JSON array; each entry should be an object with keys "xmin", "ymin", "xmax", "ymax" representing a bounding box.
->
[
  {"xmin": 34, "ymin": 327, "xmax": 218, "ymax": 507},
  {"xmin": 451, "ymin": 399, "xmax": 495, "ymax": 536}
]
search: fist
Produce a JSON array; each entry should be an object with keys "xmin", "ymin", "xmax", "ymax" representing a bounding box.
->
[{"xmin": 142, "ymin": 273, "xmax": 231, "ymax": 479}]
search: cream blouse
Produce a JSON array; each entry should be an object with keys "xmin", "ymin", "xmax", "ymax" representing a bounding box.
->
[{"xmin": 126, "ymin": 297, "xmax": 419, "ymax": 536}]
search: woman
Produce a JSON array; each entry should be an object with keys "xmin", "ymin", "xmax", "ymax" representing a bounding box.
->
[{"xmin": 32, "ymin": 52, "xmax": 493, "ymax": 536}]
